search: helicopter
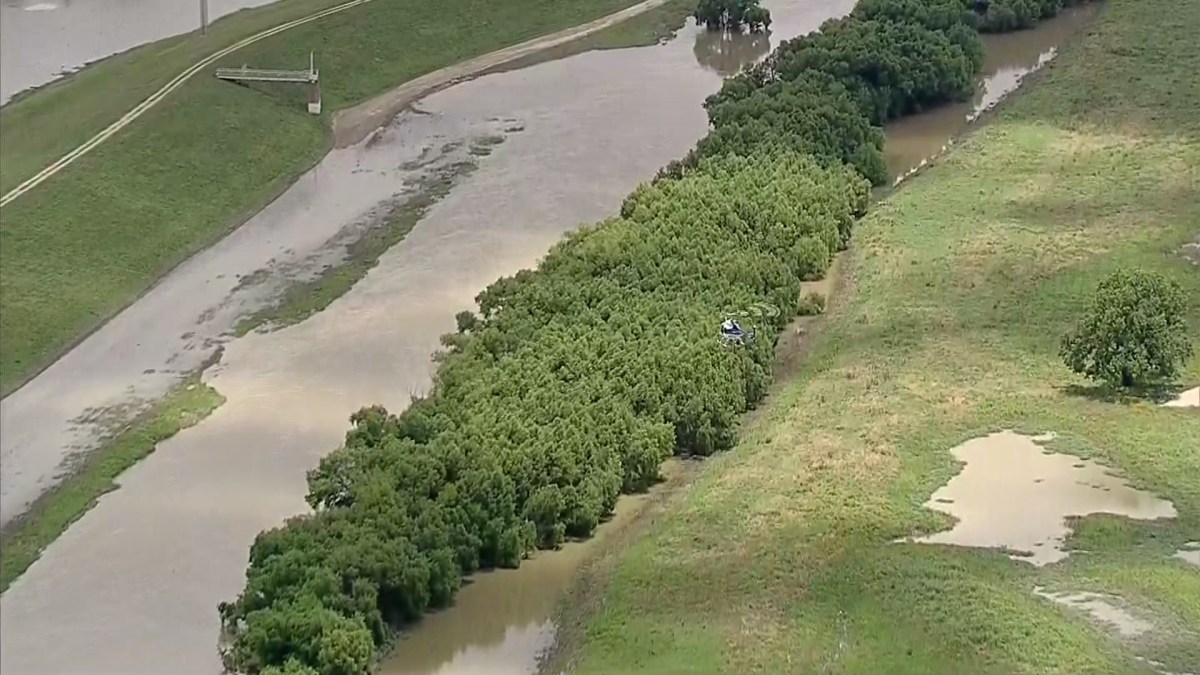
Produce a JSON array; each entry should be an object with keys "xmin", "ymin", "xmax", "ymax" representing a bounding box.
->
[{"xmin": 717, "ymin": 302, "xmax": 779, "ymax": 347}]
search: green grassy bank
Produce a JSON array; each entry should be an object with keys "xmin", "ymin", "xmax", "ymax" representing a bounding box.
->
[
  {"xmin": 565, "ymin": 0, "xmax": 1200, "ymax": 672},
  {"xmin": 0, "ymin": 379, "xmax": 224, "ymax": 592},
  {"xmin": 0, "ymin": 0, "xmax": 652, "ymax": 396}
]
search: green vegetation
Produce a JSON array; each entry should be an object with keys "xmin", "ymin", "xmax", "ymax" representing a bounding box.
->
[
  {"xmin": 566, "ymin": 0, "xmax": 1200, "ymax": 672},
  {"xmin": 0, "ymin": 380, "xmax": 224, "ymax": 592},
  {"xmin": 219, "ymin": 152, "xmax": 869, "ymax": 675},
  {"xmin": 978, "ymin": 0, "xmax": 1076, "ymax": 32},
  {"xmin": 0, "ymin": 0, "xmax": 652, "ymax": 396},
  {"xmin": 0, "ymin": 0, "xmax": 349, "ymax": 192},
  {"xmin": 664, "ymin": 0, "xmax": 986, "ymax": 183},
  {"xmin": 1061, "ymin": 269, "xmax": 1193, "ymax": 389},
  {"xmin": 218, "ymin": 0, "xmax": 1117, "ymax": 672},
  {"xmin": 694, "ymin": 0, "xmax": 771, "ymax": 32}
]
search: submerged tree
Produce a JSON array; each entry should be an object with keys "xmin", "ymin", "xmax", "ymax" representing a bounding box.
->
[
  {"xmin": 695, "ymin": 0, "xmax": 772, "ymax": 32},
  {"xmin": 1060, "ymin": 269, "xmax": 1193, "ymax": 388}
]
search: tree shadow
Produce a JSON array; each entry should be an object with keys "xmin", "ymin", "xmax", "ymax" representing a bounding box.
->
[{"xmin": 1059, "ymin": 381, "xmax": 1181, "ymax": 405}]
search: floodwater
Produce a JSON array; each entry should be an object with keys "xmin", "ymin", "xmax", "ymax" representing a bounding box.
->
[
  {"xmin": 884, "ymin": 2, "xmax": 1099, "ymax": 182},
  {"xmin": 0, "ymin": 4, "xmax": 1102, "ymax": 672},
  {"xmin": 378, "ymin": 486, "xmax": 657, "ymax": 675},
  {"xmin": 914, "ymin": 431, "xmax": 1178, "ymax": 566},
  {"xmin": 0, "ymin": 0, "xmax": 277, "ymax": 103},
  {"xmin": 1034, "ymin": 587, "xmax": 1155, "ymax": 638},
  {"xmin": 0, "ymin": 1, "xmax": 857, "ymax": 672},
  {"xmin": 1161, "ymin": 387, "xmax": 1200, "ymax": 409}
]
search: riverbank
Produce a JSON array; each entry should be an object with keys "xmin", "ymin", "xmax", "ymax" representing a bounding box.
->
[
  {"xmin": 0, "ymin": 0, "xmax": 699, "ymax": 589},
  {"xmin": 0, "ymin": 4, "xmax": 822, "ymax": 670},
  {"xmin": 0, "ymin": 0, "xmax": 660, "ymax": 397},
  {"xmin": 560, "ymin": 0, "xmax": 1200, "ymax": 671},
  {"xmin": 0, "ymin": 378, "xmax": 222, "ymax": 592}
]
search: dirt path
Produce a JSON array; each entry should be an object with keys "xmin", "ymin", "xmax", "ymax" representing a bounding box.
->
[{"xmin": 331, "ymin": 0, "xmax": 673, "ymax": 147}]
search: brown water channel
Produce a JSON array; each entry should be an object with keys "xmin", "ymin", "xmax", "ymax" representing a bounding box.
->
[
  {"xmin": 0, "ymin": 3, "xmax": 1096, "ymax": 674},
  {"xmin": 885, "ymin": 2, "xmax": 1099, "ymax": 182}
]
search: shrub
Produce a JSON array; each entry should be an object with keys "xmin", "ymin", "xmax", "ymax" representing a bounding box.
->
[{"xmin": 1060, "ymin": 269, "xmax": 1194, "ymax": 388}]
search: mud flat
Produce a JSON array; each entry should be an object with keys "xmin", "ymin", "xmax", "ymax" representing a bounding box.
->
[{"xmin": 912, "ymin": 431, "xmax": 1177, "ymax": 565}]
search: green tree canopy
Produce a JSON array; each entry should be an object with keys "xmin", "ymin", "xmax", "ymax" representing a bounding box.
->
[{"xmin": 1060, "ymin": 269, "xmax": 1193, "ymax": 388}]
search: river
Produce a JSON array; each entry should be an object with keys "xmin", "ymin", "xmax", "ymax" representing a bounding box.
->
[
  {"xmin": 0, "ymin": 0, "xmax": 279, "ymax": 103},
  {"xmin": 0, "ymin": 2, "xmax": 1096, "ymax": 673}
]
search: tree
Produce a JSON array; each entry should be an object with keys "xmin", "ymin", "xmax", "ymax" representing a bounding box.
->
[
  {"xmin": 1060, "ymin": 269, "xmax": 1193, "ymax": 388},
  {"xmin": 694, "ymin": 0, "xmax": 772, "ymax": 32}
]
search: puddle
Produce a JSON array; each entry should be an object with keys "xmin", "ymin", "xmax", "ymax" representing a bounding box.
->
[
  {"xmin": 1161, "ymin": 387, "xmax": 1199, "ymax": 409},
  {"xmin": 913, "ymin": 431, "xmax": 1177, "ymax": 565},
  {"xmin": 1034, "ymin": 587, "xmax": 1155, "ymax": 638},
  {"xmin": 1174, "ymin": 542, "xmax": 1200, "ymax": 567},
  {"xmin": 884, "ymin": 3, "xmax": 1098, "ymax": 183},
  {"xmin": 1182, "ymin": 235, "xmax": 1200, "ymax": 266}
]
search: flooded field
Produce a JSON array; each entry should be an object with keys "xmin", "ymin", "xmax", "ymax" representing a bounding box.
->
[
  {"xmin": 378, "ymin": 481, "xmax": 664, "ymax": 675},
  {"xmin": 913, "ymin": 431, "xmax": 1178, "ymax": 565},
  {"xmin": 0, "ymin": 0, "xmax": 276, "ymax": 102},
  {"xmin": 0, "ymin": 2, "xmax": 1103, "ymax": 673}
]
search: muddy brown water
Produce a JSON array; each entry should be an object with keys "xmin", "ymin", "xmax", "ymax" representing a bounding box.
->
[
  {"xmin": 0, "ymin": 4, "xmax": 1099, "ymax": 673},
  {"xmin": 378, "ymin": 485, "xmax": 659, "ymax": 675},
  {"xmin": 884, "ymin": 2, "xmax": 1099, "ymax": 182},
  {"xmin": 1175, "ymin": 543, "xmax": 1200, "ymax": 567},
  {"xmin": 0, "ymin": 0, "xmax": 277, "ymax": 103},
  {"xmin": 914, "ymin": 431, "xmax": 1177, "ymax": 566}
]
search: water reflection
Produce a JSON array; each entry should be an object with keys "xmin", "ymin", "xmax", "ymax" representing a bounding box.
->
[{"xmin": 693, "ymin": 28, "xmax": 772, "ymax": 77}]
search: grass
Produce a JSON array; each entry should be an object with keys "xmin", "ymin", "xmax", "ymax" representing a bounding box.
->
[
  {"xmin": 0, "ymin": 379, "xmax": 224, "ymax": 592},
  {"xmin": 0, "ymin": 0, "xmax": 652, "ymax": 397},
  {"xmin": 0, "ymin": 0, "xmax": 350, "ymax": 193},
  {"xmin": 563, "ymin": 0, "xmax": 1200, "ymax": 672},
  {"xmin": 571, "ymin": 0, "xmax": 695, "ymax": 50}
]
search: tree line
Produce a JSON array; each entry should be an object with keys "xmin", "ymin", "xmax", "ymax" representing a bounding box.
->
[{"xmin": 219, "ymin": 1, "xmax": 1092, "ymax": 673}]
